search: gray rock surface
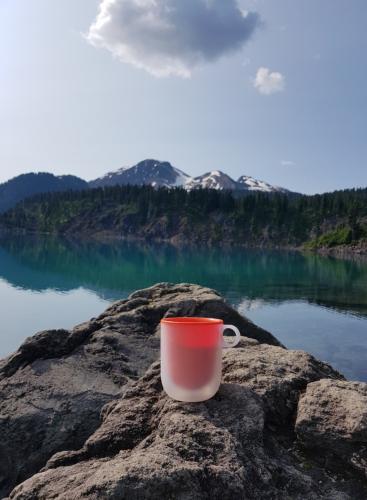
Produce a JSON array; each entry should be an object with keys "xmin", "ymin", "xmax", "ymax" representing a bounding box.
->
[
  {"xmin": 1, "ymin": 283, "xmax": 367, "ymax": 499},
  {"xmin": 296, "ymin": 379, "xmax": 367, "ymax": 477},
  {"xmin": 9, "ymin": 347, "xmax": 366, "ymax": 500},
  {"xmin": 0, "ymin": 283, "xmax": 277, "ymax": 498}
]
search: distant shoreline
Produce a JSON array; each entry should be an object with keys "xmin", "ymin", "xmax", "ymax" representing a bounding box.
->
[
  {"xmin": 1, "ymin": 226, "xmax": 366, "ymax": 260},
  {"xmin": 307, "ymin": 243, "xmax": 367, "ymax": 259}
]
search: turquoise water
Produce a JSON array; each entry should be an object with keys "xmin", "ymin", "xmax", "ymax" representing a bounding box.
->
[{"xmin": 0, "ymin": 235, "xmax": 366, "ymax": 381}]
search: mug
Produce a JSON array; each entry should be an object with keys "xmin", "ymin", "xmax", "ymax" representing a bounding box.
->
[{"xmin": 160, "ymin": 317, "xmax": 241, "ymax": 402}]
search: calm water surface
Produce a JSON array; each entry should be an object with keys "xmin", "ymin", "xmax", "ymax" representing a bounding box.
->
[{"xmin": 0, "ymin": 235, "xmax": 366, "ymax": 381}]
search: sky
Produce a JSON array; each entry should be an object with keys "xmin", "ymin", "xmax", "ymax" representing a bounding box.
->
[{"xmin": 0, "ymin": 0, "xmax": 366, "ymax": 194}]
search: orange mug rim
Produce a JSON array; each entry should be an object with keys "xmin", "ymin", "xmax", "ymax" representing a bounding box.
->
[{"xmin": 161, "ymin": 316, "xmax": 223, "ymax": 325}]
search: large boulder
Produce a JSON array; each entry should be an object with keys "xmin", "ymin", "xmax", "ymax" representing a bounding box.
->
[
  {"xmin": 296, "ymin": 379, "xmax": 367, "ymax": 477},
  {"xmin": 9, "ymin": 350, "xmax": 365, "ymax": 500},
  {"xmin": 2, "ymin": 283, "xmax": 367, "ymax": 499},
  {"xmin": 222, "ymin": 341, "xmax": 340, "ymax": 425},
  {"xmin": 0, "ymin": 283, "xmax": 277, "ymax": 498}
]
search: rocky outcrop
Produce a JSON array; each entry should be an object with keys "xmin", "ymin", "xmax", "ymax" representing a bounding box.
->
[
  {"xmin": 8, "ymin": 342, "xmax": 367, "ymax": 500},
  {"xmin": 0, "ymin": 283, "xmax": 277, "ymax": 498},
  {"xmin": 1, "ymin": 283, "xmax": 367, "ymax": 499},
  {"xmin": 296, "ymin": 379, "xmax": 367, "ymax": 477},
  {"xmin": 315, "ymin": 241, "xmax": 367, "ymax": 258}
]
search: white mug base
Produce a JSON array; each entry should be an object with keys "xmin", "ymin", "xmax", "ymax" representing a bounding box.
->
[{"xmin": 161, "ymin": 373, "xmax": 221, "ymax": 402}]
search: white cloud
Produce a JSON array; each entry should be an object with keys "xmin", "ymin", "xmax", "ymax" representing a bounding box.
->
[
  {"xmin": 253, "ymin": 66, "xmax": 285, "ymax": 95},
  {"xmin": 281, "ymin": 160, "xmax": 296, "ymax": 166},
  {"xmin": 86, "ymin": 0, "xmax": 260, "ymax": 78}
]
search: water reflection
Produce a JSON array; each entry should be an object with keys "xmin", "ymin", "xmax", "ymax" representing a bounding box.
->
[
  {"xmin": 0, "ymin": 235, "xmax": 366, "ymax": 316},
  {"xmin": 0, "ymin": 235, "xmax": 366, "ymax": 381}
]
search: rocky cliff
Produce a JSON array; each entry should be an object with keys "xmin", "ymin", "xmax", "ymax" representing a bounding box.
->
[{"xmin": 0, "ymin": 283, "xmax": 366, "ymax": 499}]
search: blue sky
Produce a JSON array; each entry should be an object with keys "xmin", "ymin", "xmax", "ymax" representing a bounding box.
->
[{"xmin": 0, "ymin": 0, "xmax": 366, "ymax": 194}]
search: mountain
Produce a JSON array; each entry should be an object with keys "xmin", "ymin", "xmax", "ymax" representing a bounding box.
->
[
  {"xmin": 237, "ymin": 175, "xmax": 288, "ymax": 193},
  {"xmin": 89, "ymin": 159, "xmax": 289, "ymax": 193},
  {"xmin": 0, "ymin": 172, "xmax": 88, "ymax": 213},
  {"xmin": 88, "ymin": 166, "xmax": 129, "ymax": 188},
  {"xmin": 89, "ymin": 159, "xmax": 190, "ymax": 189},
  {"xmin": 185, "ymin": 170, "xmax": 239, "ymax": 191},
  {"xmin": 0, "ymin": 161, "xmax": 290, "ymax": 215},
  {"xmin": 0, "ymin": 162, "xmax": 289, "ymax": 213}
]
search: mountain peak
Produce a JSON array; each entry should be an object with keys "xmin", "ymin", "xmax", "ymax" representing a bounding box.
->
[
  {"xmin": 0, "ymin": 165, "xmax": 291, "ymax": 217},
  {"xmin": 89, "ymin": 159, "xmax": 190, "ymax": 189},
  {"xmin": 185, "ymin": 170, "xmax": 239, "ymax": 191},
  {"xmin": 89, "ymin": 160, "xmax": 290, "ymax": 193},
  {"xmin": 237, "ymin": 175, "xmax": 289, "ymax": 193}
]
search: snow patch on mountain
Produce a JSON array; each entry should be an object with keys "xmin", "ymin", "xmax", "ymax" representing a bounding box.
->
[
  {"xmin": 89, "ymin": 160, "xmax": 290, "ymax": 194},
  {"xmin": 185, "ymin": 171, "xmax": 239, "ymax": 191},
  {"xmin": 171, "ymin": 167, "xmax": 191, "ymax": 187},
  {"xmin": 237, "ymin": 175, "xmax": 288, "ymax": 193}
]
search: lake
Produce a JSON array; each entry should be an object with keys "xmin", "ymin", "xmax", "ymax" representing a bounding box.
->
[{"xmin": 0, "ymin": 234, "xmax": 366, "ymax": 381}]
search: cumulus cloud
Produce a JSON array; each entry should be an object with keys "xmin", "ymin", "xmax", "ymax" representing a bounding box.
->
[
  {"xmin": 86, "ymin": 0, "xmax": 260, "ymax": 77},
  {"xmin": 254, "ymin": 66, "xmax": 285, "ymax": 95}
]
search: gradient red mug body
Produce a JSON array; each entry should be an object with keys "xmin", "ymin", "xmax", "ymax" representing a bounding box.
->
[{"xmin": 160, "ymin": 317, "xmax": 241, "ymax": 402}]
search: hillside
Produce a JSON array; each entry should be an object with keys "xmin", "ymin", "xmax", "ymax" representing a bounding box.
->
[
  {"xmin": 0, "ymin": 172, "xmax": 88, "ymax": 213},
  {"xmin": 1, "ymin": 184, "xmax": 366, "ymax": 252}
]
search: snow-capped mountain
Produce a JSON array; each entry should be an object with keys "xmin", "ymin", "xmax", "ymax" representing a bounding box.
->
[
  {"xmin": 185, "ymin": 171, "xmax": 239, "ymax": 191},
  {"xmin": 237, "ymin": 175, "xmax": 288, "ymax": 193},
  {"xmin": 89, "ymin": 159, "xmax": 289, "ymax": 194},
  {"xmin": 89, "ymin": 159, "xmax": 190, "ymax": 189}
]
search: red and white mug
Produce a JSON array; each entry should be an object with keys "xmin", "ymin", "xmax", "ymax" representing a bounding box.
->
[{"xmin": 160, "ymin": 317, "xmax": 240, "ymax": 402}]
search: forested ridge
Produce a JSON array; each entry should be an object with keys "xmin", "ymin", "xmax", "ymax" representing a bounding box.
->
[{"xmin": 1, "ymin": 184, "xmax": 366, "ymax": 249}]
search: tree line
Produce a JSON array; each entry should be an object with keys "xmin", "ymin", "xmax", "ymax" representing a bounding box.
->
[{"xmin": 1, "ymin": 184, "xmax": 366, "ymax": 248}]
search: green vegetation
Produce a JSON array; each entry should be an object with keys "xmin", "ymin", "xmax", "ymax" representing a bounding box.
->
[
  {"xmin": 305, "ymin": 221, "xmax": 367, "ymax": 249},
  {"xmin": 1, "ymin": 185, "xmax": 366, "ymax": 249},
  {"xmin": 305, "ymin": 227, "xmax": 353, "ymax": 249}
]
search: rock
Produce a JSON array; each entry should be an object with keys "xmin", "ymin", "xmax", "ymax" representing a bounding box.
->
[
  {"xmin": 0, "ymin": 283, "xmax": 277, "ymax": 498},
  {"xmin": 2, "ymin": 283, "xmax": 367, "ymax": 499},
  {"xmin": 9, "ymin": 359, "xmax": 365, "ymax": 500},
  {"xmin": 222, "ymin": 341, "xmax": 342, "ymax": 425},
  {"xmin": 296, "ymin": 379, "xmax": 367, "ymax": 477}
]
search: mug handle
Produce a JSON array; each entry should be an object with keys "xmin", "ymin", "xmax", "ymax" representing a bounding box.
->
[{"xmin": 222, "ymin": 324, "xmax": 241, "ymax": 348}]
